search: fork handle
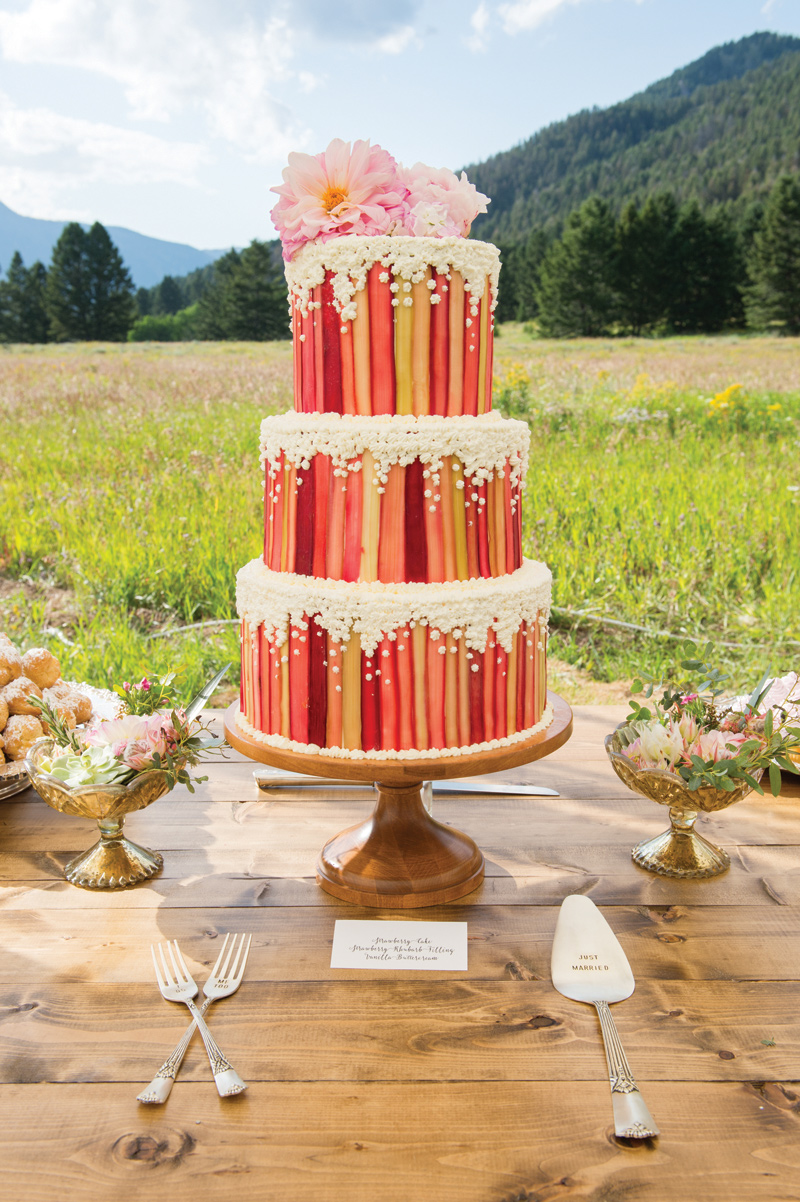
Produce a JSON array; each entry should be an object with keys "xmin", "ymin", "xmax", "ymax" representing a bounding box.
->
[
  {"xmin": 137, "ymin": 997, "xmax": 213, "ymax": 1104},
  {"xmin": 593, "ymin": 1000, "xmax": 659, "ymax": 1139},
  {"xmin": 183, "ymin": 996, "xmax": 247, "ymax": 1097}
]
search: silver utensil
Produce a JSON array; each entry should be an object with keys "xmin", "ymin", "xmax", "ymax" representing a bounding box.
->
[
  {"xmin": 148, "ymin": 939, "xmax": 248, "ymax": 1098},
  {"xmin": 253, "ymin": 770, "xmax": 558, "ymax": 797},
  {"xmin": 551, "ymin": 895, "xmax": 659, "ymax": 1139},
  {"xmin": 138, "ymin": 932, "xmax": 251, "ymax": 1104}
]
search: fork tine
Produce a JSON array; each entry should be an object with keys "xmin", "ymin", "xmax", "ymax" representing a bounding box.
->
[
  {"xmin": 171, "ymin": 940, "xmax": 195, "ymax": 987},
  {"xmin": 167, "ymin": 941, "xmax": 186, "ymax": 986},
  {"xmin": 210, "ymin": 932, "xmax": 232, "ymax": 979},
  {"xmin": 151, "ymin": 944, "xmax": 168, "ymax": 991},
  {"xmin": 158, "ymin": 942, "xmax": 175, "ymax": 987},
  {"xmin": 218, "ymin": 933, "xmax": 238, "ymax": 980},
  {"xmin": 231, "ymin": 933, "xmax": 252, "ymax": 982}
]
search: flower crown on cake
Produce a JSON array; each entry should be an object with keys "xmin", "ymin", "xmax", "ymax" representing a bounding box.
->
[{"xmin": 270, "ymin": 138, "xmax": 490, "ymax": 261}]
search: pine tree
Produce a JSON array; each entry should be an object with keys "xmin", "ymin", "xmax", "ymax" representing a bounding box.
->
[
  {"xmin": 667, "ymin": 203, "xmax": 742, "ymax": 333},
  {"xmin": 196, "ymin": 242, "xmax": 289, "ymax": 340},
  {"xmin": 616, "ymin": 193, "xmax": 679, "ymax": 334},
  {"xmin": 0, "ymin": 252, "xmax": 50, "ymax": 342},
  {"xmin": 47, "ymin": 222, "xmax": 136, "ymax": 341},
  {"xmin": 154, "ymin": 275, "xmax": 183, "ymax": 315},
  {"xmin": 745, "ymin": 174, "xmax": 800, "ymax": 333},
  {"xmin": 536, "ymin": 198, "xmax": 618, "ymax": 336}
]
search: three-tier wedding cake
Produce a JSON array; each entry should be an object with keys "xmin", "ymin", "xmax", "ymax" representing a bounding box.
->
[{"xmin": 236, "ymin": 140, "xmax": 552, "ymax": 759}]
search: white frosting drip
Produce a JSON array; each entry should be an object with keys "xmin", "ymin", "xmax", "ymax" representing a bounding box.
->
[
  {"xmin": 260, "ymin": 411, "xmax": 529, "ymax": 493},
  {"xmin": 236, "ymin": 702, "xmax": 553, "ymax": 761},
  {"xmin": 285, "ymin": 235, "xmax": 500, "ymax": 321},
  {"xmin": 236, "ymin": 557, "xmax": 551, "ymax": 656}
]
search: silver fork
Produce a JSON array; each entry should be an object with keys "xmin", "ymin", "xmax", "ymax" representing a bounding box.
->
[
  {"xmin": 145, "ymin": 938, "xmax": 248, "ymax": 1099},
  {"xmin": 138, "ymin": 933, "xmax": 251, "ymax": 1104}
]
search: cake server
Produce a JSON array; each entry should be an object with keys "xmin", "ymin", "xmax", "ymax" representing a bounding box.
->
[
  {"xmin": 253, "ymin": 769, "xmax": 558, "ymax": 797},
  {"xmin": 551, "ymin": 895, "xmax": 659, "ymax": 1139}
]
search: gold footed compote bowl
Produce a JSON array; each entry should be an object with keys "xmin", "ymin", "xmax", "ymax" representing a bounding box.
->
[
  {"xmin": 25, "ymin": 738, "xmax": 168, "ymax": 889},
  {"xmin": 605, "ymin": 727, "xmax": 763, "ymax": 879}
]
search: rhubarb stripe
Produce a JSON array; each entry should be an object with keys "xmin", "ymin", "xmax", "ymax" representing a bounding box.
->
[
  {"xmin": 340, "ymin": 323, "xmax": 357, "ymax": 415},
  {"xmin": 483, "ymin": 636, "xmax": 496, "ymax": 743},
  {"xmin": 326, "ymin": 464, "xmax": 346, "ymax": 579},
  {"xmin": 429, "ymin": 272, "xmax": 449, "ymax": 416},
  {"xmin": 396, "ymin": 628, "xmax": 414, "ymax": 750},
  {"xmin": 341, "ymin": 633, "xmax": 362, "ymax": 751},
  {"xmin": 301, "ymin": 310, "xmax": 315, "ymax": 413},
  {"xmin": 440, "ymin": 456, "xmax": 457, "ymax": 582},
  {"xmin": 463, "ymin": 295, "xmax": 480, "ymax": 417},
  {"xmin": 504, "ymin": 473, "xmax": 515, "ymax": 574},
  {"xmin": 321, "ymin": 275, "xmax": 343, "ymax": 413},
  {"xmin": 342, "ymin": 461, "xmax": 363, "ymax": 581},
  {"xmin": 368, "ymin": 266, "xmax": 395, "ymax": 414},
  {"xmin": 295, "ymin": 462, "xmax": 315, "ymax": 576},
  {"xmin": 269, "ymin": 636, "xmax": 282, "ymax": 737},
  {"xmin": 379, "ymin": 637, "xmax": 399, "ymax": 750},
  {"xmin": 311, "ymin": 454, "xmax": 329, "ymax": 578},
  {"xmin": 469, "ymin": 648, "xmax": 485, "ymax": 746},
  {"xmin": 326, "ymin": 637, "xmax": 343, "ymax": 747},
  {"xmin": 404, "ymin": 459, "xmax": 428, "ymax": 583},
  {"xmin": 313, "ymin": 284, "xmax": 325, "ymax": 412},
  {"xmin": 411, "ymin": 270, "xmax": 431, "ymax": 416},
  {"xmin": 285, "ymin": 463, "xmax": 297, "ymax": 573},
  {"xmin": 444, "ymin": 632, "xmax": 459, "ymax": 747},
  {"xmin": 361, "ymin": 648, "xmax": 380, "ymax": 751},
  {"xmin": 477, "ymin": 287, "xmax": 489, "ymax": 415},
  {"xmin": 457, "ymin": 640, "xmax": 470, "ymax": 748},
  {"xmin": 308, "ymin": 616, "xmax": 328, "ymax": 746},
  {"xmin": 412, "ymin": 624, "xmax": 429, "ymax": 750},
  {"xmin": 426, "ymin": 632, "xmax": 446, "ymax": 749},
  {"xmin": 289, "ymin": 624, "xmax": 309, "ymax": 744},
  {"xmin": 252, "ymin": 628, "xmax": 261, "ymax": 731},
  {"xmin": 352, "ymin": 287, "xmax": 371, "ymax": 415},
  {"xmin": 447, "ymin": 273, "xmax": 465, "ymax": 415},
  {"xmin": 378, "ymin": 463, "xmax": 406, "ymax": 583},
  {"xmin": 476, "ymin": 482, "xmax": 490, "ymax": 577}
]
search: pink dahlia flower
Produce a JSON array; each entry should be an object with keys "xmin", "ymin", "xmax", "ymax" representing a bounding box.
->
[
  {"xmin": 399, "ymin": 163, "xmax": 489, "ymax": 237},
  {"xmin": 270, "ymin": 138, "xmax": 410, "ymax": 260}
]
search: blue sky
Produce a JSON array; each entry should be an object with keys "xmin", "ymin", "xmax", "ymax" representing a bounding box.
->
[{"xmin": 0, "ymin": 0, "xmax": 798, "ymax": 250}]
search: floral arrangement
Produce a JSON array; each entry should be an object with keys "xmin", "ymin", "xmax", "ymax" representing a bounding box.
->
[
  {"xmin": 29, "ymin": 667, "xmax": 228, "ymax": 793},
  {"xmin": 270, "ymin": 137, "xmax": 490, "ymax": 260},
  {"xmin": 620, "ymin": 643, "xmax": 800, "ymax": 796}
]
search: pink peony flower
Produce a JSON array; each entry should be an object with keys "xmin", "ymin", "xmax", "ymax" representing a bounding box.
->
[
  {"xmin": 399, "ymin": 162, "xmax": 489, "ymax": 237},
  {"xmin": 270, "ymin": 138, "xmax": 410, "ymax": 261},
  {"xmin": 83, "ymin": 711, "xmax": 180, "ymax": 770}
]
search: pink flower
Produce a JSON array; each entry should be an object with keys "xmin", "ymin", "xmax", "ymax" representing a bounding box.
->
[
  {"xmin": 270, "ymin": 138, "xmax": 410, "ymax": 260},
  {"xmin": 83, "ymin": 711, "xmax": 180, "ymax": 770},
  {"xmin": 685, "ymin": 729, "xmax": 748, "ymax": 764},
  {"xmin": 399, "ymin": 162, "xmax": 489, "ymax": 237}
]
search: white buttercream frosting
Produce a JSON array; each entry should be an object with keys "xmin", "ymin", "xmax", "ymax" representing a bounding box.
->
[
  {"xmin": 236, "ymin": 557, "xmax": 551, "ymax": 656},
  {"xmin": 285, "ymin": 235, "xmax": 500, "ymax": 321},
  {"xmin": 260, "ymin": 411, "xmax": 529, "ymax": 493},
  {"xmin": 235, "ymin": 702, "xmax": 553, "ymax": 761}
]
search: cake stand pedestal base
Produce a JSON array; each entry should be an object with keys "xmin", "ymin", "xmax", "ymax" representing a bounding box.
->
[
  {"xmin": 316, "ymin": 780, "xmax": 484, "ymax": 907},
  {"xmin": 224, "ymin": 693, "xmax": 572, "ymax": 908}
]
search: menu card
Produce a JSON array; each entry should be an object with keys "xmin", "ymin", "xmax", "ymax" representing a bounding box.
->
[{"xmin": 330, "ymin": 920, "xmax": 468, "ymax": 970}]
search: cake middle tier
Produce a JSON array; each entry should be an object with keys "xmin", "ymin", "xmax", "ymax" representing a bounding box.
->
[
  {"xmin": 237, "ymin": 557, "xmax": 551, "ymax": 758},
  {"xmin": 262, "ymin": 411, "xmax": 529, "ymax": 582}
]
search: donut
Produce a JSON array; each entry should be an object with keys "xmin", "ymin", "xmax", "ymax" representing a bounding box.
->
[
  {"xmin": 21, "ymin": 648, "xmax": 61, "ymax": 691},
  {"xmin": 3, "ymin": 714, "xmax": 44, "ymax": 761}
]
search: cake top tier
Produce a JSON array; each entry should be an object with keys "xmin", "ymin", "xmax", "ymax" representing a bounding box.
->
[{"xmin": 285, "ymin": 234, "xmax": 500, "ymax": 322}]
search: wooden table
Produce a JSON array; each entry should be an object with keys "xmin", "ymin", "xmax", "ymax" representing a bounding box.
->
[{"xmin": 1, "ymin": 705, "xmax": 799, "ymax": 1202}]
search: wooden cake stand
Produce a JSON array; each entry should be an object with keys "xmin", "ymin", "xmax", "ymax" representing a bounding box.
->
[{"xmin": 224, "ymin": 692, "xmax": 572, "ymax": 908}]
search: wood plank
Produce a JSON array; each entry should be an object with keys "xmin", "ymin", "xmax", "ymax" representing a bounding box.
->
[
  {"xmin": 0, "ymin": 980, "xmax": 797, "ymax": 1085},
  {"xmin": 3, "ymin": 788, "xmax": 798, "ymax": 858},
  {"xmin": 2, "ymin": 844, "xmax": 800, "ymax": 907},
  {"xmin": 0, "ymin": 906, "xmax": 798, "ymax": 983},
  {"xmin": 0, "ymin": 1082, "xmax": 798, "ymax": 1202}
]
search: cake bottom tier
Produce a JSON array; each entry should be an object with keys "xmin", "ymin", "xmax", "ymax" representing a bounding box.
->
[{"xmin": 236, "ymin": 558, "xmax": 551, "ymax": 760}]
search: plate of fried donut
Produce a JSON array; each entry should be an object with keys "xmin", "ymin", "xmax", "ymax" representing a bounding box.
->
[{"xmin": 0, "ymin": 634, "xmax": 123, "ymax": 798}]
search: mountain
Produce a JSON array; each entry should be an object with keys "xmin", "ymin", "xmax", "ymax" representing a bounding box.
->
[
  {"xmin": 0, "ymin": 201, "xmax": 230, "ymax": 288},
  {"xmin": 467, "ymin": 31, "xmax": 800, "ymax": 244}
]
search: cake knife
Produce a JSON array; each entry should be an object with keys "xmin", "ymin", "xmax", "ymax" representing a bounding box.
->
[
  {"xmin": 551, "ymin": 894, "xmax": 659, "ymax": 1139},
  {"xmin": 253, "ymin": 769, "xmax": 558, "ymax": 797}
]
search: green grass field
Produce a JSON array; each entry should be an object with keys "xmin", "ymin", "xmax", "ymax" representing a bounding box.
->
[{"xmin": 1, "ymin": 332, "xmax": 798, "ymax": 704}]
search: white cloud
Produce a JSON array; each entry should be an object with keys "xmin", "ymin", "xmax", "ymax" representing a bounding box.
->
[
  {"xmin": 499, "ymin": 0, "xmax": 582, "ymax": 33},
  {"xmin": 468, "ymin": 2, "xmax": 491, "ymax": 52},
  {"xmin": 0, "ymin": 0, "xmax": 308, "ymax": 161},
  {"xmin": 375, "ymin": 24, "xmax": 417, "ymax": 54}
]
